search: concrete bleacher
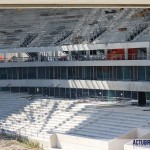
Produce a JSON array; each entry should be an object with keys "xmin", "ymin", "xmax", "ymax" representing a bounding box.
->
[
  {"xmin": 0, "ymin": 92, "xmax": 150, "ymax": 150},
  {"xmin": 0, "ymin": 92, "xmax": 150, "ymax": 140}
]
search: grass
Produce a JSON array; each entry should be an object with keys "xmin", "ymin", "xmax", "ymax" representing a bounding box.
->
[{"xmin": 0, "ymin": 131, "xmax": 43, "ymax": 150}]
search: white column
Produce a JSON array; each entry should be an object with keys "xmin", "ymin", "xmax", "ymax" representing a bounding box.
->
[
  {"xmin": 146, "ymin": 47, "xmax": 150, "ymax": 60},
  {"xmin": 68, "ymin": 50, "xmax": 71, "ymax": 61},
  {"xmin": 38, "ymin": 52, "xmax": 41, "ymax": 61},
  {"xmin": 125, "ymin": 48, "xmax": 128, "ymax": 60},
  {"xmin": 55, "ymin": 51, "xmax": 58, "ymax": 61},
  {"xmin": 51, "ymin": 51, "xmax": 54, "ymax": 61},
  {"xmin": 18, "ymin": 53, "xmax": 23, "ymax": 62},
  {"xmin": 86, "ymin": 50, "xmax": 90, "ymax": 60},
  {"xmin": 104, "ymin": 49, "xmax": 107, "ymax": 60},
  {"xmin": 4, "ymin": 52, "xmax": 6, "ymax": 62}
]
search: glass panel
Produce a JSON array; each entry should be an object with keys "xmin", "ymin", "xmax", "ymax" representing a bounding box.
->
[
  {"xmin": 61, "ymin": 67, "xmax": 67, "ymax": 79},
  {"xmin": 50, "ymin": 87, "xmax": 54, "ymax": 96},
  {"xmin": 117, "ymin": 67, "xmax": 123, "ymax": 80},
  {"xmin": 93, "ymin": 67, "xmax": 97, "ymax": 80},
  {"xmin": 68, "ymin": 67, "xmax": 73, "ymax": 79},
  {"xmin": 97, "ymin": 66, "xmax": 103, "ymax": 80},
  {"xmin": 43, "ymin": 87, "xmax": 50, "ymax": 96},
  {"xmin": 146, "ymin": 92, "xmax": 150, "ymax": 100},
  {"xmin": 89, "ymin": 89, "xmax": 95, "ymax": 98},
  {"xmin": 138, "ymin": 66, "xmax": 145, "ymax": 81},
  {"xmin": 57, "ymin": 67, "xmax": 61, "ymax": 79},
  {"xmin": 103, "ymin": 90, "xmax": 108, "ymax": 100},
  {"xmin": 79, "ymin": 67, "xmax": 83, "ymax": 79},
  {"xmin": 12, "ymin": 68, "xmax": 18, "ymax": 79},
  {"xmin": 1, "ymin": 87, "xmax": 10, "ymax": 91},
  {"xmin": 83, "ymin": 89, "xmax": 89, "ymax": 98},
  {"xmin": 50, "ymin": 67, "xmax": 54, "ymax": 79},
  {"xmin": 66, "ymin": 88, "xmax": 71, "ymax": 99},
  {"xmin": 146, "ymin": 67, "xmax": 150, "ymax": 81},
  {"xmin": 38, "ymin": 67, "xmax": 45, "ymax": 79},
  {"xmin": 7, "ymin": 68, "xmax": 12, "ymax": 79},
  {"xmin": 11, "ymin": 87, "xmax": 19, "ymax": 93},
  {"xmin": 71, "ymin": 88, "xmax": 76, "ymax": 99},
  {"xmin": 116, "ymin": 91, "xmax": 123, "ymax": 99},
  {"xmin": 23, "ymin": 68, "xmax": 28, "ymax": 79},
  {"xmin": 131, "ymin": 66, "xmax": 137, "ymax": 81},
  {"xmin": 103, "ymin": 66, "xmax": 109, "ymax": 80},
  {"xmin": 132, "ymin": 91, "xmax": 137, "ymax": 99},
  {"xmin": 77, "ymin": 89, "xmax": 83, "ymax": 99},
  {"xmin": 110, "ymin": 66, "xmax": 116, "ymax": 80},
  {"xmin": 84, "ymin": 67, "xmax": 91, "ymax": 79},
  {"xmin": 123, "ymin": 67, "xmax": 131, "ymax": 80},
  {"xmin": 18, "ymin": 68, "xmax": 23, "ymax": 79},
  {"xmin": 28, "ymin": 67, "xmax": 36, "ymax": 79},
  {"xmin": 20, "ymin": 87, "xmax": 28, "ymax": 93},
  {"xmin": 124, "ymin": 91, "xmax": 131, "ymax": 99},
  {"xmin": 146, "ymin": 93, "xmax": 150, "ymax": 106},
  {"xmin": 55, "ymin": 87, "xmax": 60, "ymax": 98},
  {"xmin": 60, "ymin": 88, "xmax": 65, "ymax": 99},
  {"xmin": 0, "ymin": 68, "xmax": 7, "ymax": 79},
  {"xmin": 74, "ymin": 67, "xmax": 82, "ymax": 79},
  {"xmin": 108, "ymin": 90, "xmax": 116, "ymax": 101},
  {"xmin": 95, "ymin": 90, "xmax": 102, "ymax": 100},
  {"xmin": 28, "ymin": 87, "xmax": 36, "ymax": 94},
  {"xmin": 36, "ymin": 87, "xmax": 43, "ymax": 94},
  {"xmin": 45, "ymin": 67, "xmax": 50, "ymax": 79}
]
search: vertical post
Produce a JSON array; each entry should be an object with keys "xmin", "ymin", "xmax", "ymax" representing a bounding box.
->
[
  {"xmin": 38, "ymin": 52, "xmax": 41, "ymax": 61},
  {"xmin": 18, "ymin": 53, "xmax": 23, "ymax": 62},
  {"xmin": 55, "ymin": 51, "xmax": 58, "ymax": 61},
  {"xmin": 51, "ymin": 51, "xmax": 54, "ymax": 61},
  {"xmin": 125, "ymin": 48, "xmax": 128, "ymax": 60},
  {"xmin": 86, "ymin": 50, "xmax": 90, "ymax": 60},
  {"xmin": 146, "ymin": 47, "xmax": 150, "ymax": 60},
  {"xmin": 104, "ymin": 49, "xmax": 107, "ymax": 60},
  {"xmin": 68, "ymin": 50, "xmax": 71, "ymax": 61},
  {"xmin": 4, "ymin": 52, "xmax": 6, "ymax": 62}
]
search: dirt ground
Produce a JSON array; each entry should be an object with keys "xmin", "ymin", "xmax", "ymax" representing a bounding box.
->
[{"xmin": 0, "ymin": 139, "xmax": 36, "ymax": 150}]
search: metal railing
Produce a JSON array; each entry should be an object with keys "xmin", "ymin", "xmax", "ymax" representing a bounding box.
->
[{"xmin": 0, "ymin": 53, "xmax": 148, "ymax": 63}]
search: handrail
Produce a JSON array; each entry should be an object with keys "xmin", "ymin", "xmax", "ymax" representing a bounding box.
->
[{"xmin": 0, "ymin": 53, "xmax": 148, "ymax": 63}]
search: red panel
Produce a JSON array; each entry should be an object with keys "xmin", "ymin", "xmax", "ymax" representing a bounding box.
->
[
  {"xmin": 128, "ymin": 48, "xmax": 138, "ymax": 60},
  {"xmin": 107, "ymin": 49, "xmax": 125, "ymax": 60}
]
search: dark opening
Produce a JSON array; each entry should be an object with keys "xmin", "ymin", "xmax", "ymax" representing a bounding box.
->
[{"xmin": 138, "ymin": 92, "xmax": 146, "ymax": 107}]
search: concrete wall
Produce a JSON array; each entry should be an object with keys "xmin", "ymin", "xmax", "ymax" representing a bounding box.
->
[
  {"xmin": 109, "ymin": 129, "xmax": 138, "ymax": 150},
  {"xmin": 0, "ymin": 60, "xmax": 150, "ymax": 67},
  {"xmin": 1, "ymin": 79, "xmax": 150, "ymax": 92},
  {"xmin": 137, "ymin": 128, "xmax": 150, "ymax": 137},
  {"xmin": 124, "ymin": 131, "xmax": 150, "ymax": 150},
  {"xmin": 55, "ymin": 133, "xmax": 108, "ymax": 150}
]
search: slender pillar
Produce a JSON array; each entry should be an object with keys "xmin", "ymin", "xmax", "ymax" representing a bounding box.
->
[
  {"xmin": 55, "ymin": 51, "xmax": 58, "ymax": 61},
  {"xmin": 51, "ymin": 51, "xmax": 54, "ymax": 61},
  {"xmin": 146, "ymin": 47, "xmax": 150, "ymax": 60},
  {"xmin": 68, "ymin": 50, "xmax": 71, "ymax": 61},
  {"xmin": 38, "ymin": 52, "xmax": 41, "ymax": 61},
  {"xmin": 104, "ymin": 49, "xmax": 108, "ymax": 60},
  {"xmin": 4, "ymin": 52, "xmax": 6, "ymax": 62},
  {"xmin": 18, "ymin": 53, "xmax": 23, "ymax": 62},
  {"xmin": 125, "ymin": 48, "xmax": 128, "ymax": 60},
  {"xmin": 86, "ymin": 50, "xmax": 90, "ymax": 60}
]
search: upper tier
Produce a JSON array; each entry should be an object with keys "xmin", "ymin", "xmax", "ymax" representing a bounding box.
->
[{"xmin": 0, "ymin": 8, "xmax": 149, "ymax": 49}]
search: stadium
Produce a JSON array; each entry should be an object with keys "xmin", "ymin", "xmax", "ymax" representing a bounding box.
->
[{"xmin": 0, "ymin": 8, "xmax": 150, "ymax": 150}]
